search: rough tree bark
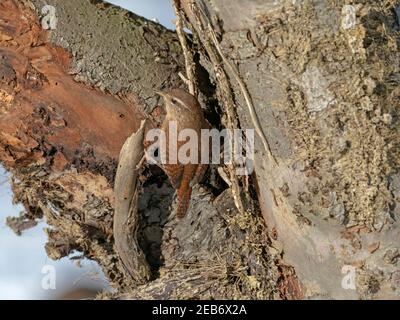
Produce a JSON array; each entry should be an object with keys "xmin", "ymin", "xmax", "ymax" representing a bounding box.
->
[
  {"xmin": 179, "ymin": 0, "xmax": 400, "ymax": 299},
  {"xmin": 0, "ymin": 0, "xmax": 399, "ymax": 300}
]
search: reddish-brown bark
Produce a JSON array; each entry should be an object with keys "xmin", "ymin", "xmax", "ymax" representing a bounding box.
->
[{"xmin": 0, "ymin": 0, "xmax": 143, "ymax": 174}]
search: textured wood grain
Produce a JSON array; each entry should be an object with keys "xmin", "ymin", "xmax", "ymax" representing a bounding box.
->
[{"xmin": 114, "ymin": 120, "xmax": 151, "ymax": 284}]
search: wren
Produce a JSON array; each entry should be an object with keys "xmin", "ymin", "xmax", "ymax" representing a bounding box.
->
[{"xmin": 154, "ymin": 88, "xmax": 209, "ymax": 218}]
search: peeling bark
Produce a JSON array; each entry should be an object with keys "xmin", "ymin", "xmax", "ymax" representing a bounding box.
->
[
  {"xmin": 0, "ymin": 0, "xmax": 181, "ymax": 289},
  {"xmin": 0, "ymin": 0, "xmax": 144, "ymax": 177},
  {"xmin": 113, "ymin": 120, "xmax": 151, "ymax": 285}
]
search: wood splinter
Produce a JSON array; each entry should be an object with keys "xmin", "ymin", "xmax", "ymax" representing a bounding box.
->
[{"xmin": 113, "ymin": 119, "xmax": 151, "ymax": 284}]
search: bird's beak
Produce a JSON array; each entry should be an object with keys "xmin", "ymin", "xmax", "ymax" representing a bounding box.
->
[{"xmin": 154, "ymin": 90, "xmax": 167, "ymax": 99}]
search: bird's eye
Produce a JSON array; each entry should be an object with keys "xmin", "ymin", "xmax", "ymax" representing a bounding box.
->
[{"xmin": 171, "ymin": 98, "xmax": 178, "ymax": 104}]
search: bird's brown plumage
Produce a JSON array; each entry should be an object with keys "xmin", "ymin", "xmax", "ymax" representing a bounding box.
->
[{"xmin": 155, "ymin": 88, "xmax": 209, "ymax": 218}]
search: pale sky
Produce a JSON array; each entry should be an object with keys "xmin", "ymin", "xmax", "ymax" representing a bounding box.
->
[
  {"xmin": 0, "ymin": 0, "xmax": 174, "ymax": 300},
  {"xmin": 107, "ymin": 0, "xmax": 175, "ymax": 29},
  {"xmin": 0, "ymin": 167, "xmax": 107, "ymax": 299}
]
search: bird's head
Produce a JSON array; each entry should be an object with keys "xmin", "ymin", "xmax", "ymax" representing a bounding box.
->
[{"xmin": 154, "ymin": 88, "xmax": 200, "ymax": 118}]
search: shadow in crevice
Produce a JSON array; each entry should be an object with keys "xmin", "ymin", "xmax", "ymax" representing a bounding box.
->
[{"xmin": 137, "ymin": 166, "xmax": 174, "ymax": 276}]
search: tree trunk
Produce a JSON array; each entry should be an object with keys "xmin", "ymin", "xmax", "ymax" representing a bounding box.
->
[
  {"xmin": 1, "ymin": 0, "xmax": 399, "ymax": 300},
  {"xmin": 180, "ymin": 0, "xmax": 400, "ymax": 299}
]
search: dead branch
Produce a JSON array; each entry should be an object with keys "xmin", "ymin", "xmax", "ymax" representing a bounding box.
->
[
  {"xmin": 173, "ymin": 0, "xmax": 198, "ymax": 97},
  {"xmin": 113, "ymin": 119, "xmax": 151, "ymax": 284}
]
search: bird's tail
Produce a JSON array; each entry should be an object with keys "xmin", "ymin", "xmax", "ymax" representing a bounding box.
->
[{"xmin": 176, "ymin": 186, "xmax": 192, "ymax": 218}]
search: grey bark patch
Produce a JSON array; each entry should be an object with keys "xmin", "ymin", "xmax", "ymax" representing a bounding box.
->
[
  {"xmin": 209, "ymin": 0, "xmax": 283, "ymax": 31},
  {"xmin": 341, "ymin": 5, "xmax": 357, "ymax": 30},
  {"xmin": 30, "ymin": 0, "xmax": 184, "ymax": 112},
  {"xmin": 299, "ymin": 65, "xmax": 335, "ymax": 113}
]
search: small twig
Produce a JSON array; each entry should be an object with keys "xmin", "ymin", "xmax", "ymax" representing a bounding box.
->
[
  {"xmin": 207, "ymin": 26, "xmax": 278, "ymax": 166},
  {"xmin": 173, "ymin": 0, "xmax": 197, "ymax": 96},
  {"xmin": 178, "ymin": 71, "xmax": 191, "ymax": 88},
  {"xmin": 188, "ymin": 5, "xmax": 246, "ymax": 213}
]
